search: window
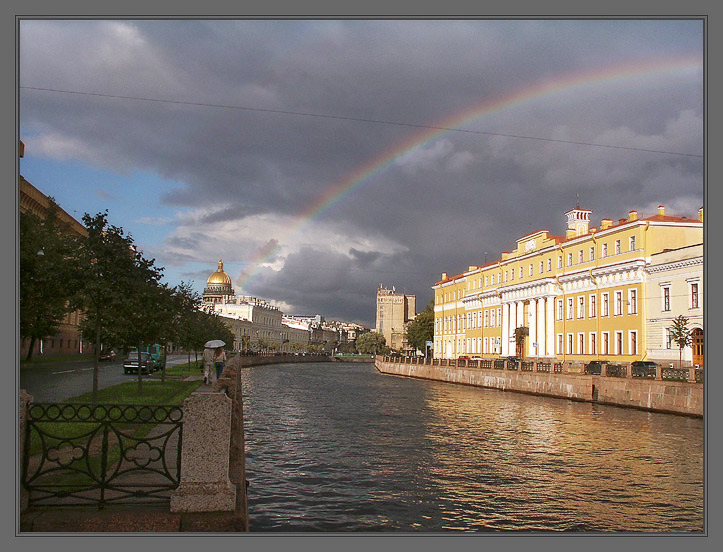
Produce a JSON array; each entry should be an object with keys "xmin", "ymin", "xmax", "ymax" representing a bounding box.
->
[
  {"xmin": 662, "ymin": 286, "xmax": 671, "ymax": 312},
  {"xmin": 529, "ymin": 264, "xmax": 533, "ymax": 276},
  {"xmin": 616, "ymin": 331, "xmax": 623, "ymax": 355},
  {"xmin": 578, "ymin": 250, "xmax": 583, "ymax": 264},
  {"xmin": 578, "ymin": 296, "xmax": 585, "ymax": 319},
  {"xmin": 558, "ymin": 300, "xmax": 564, "ymax": 321},
  {"xmin": 602, "ymin": 293, "xmax": 609, "ymax": 317},
  {"xmin": 558, "ymin": 256, "xmax": 563, "ymax": 269},
  {"xmin": 568, "ymin": 334, "xmax": 574, "ymax": 355},
  {"xmin": 568, "ymin": 253, "xmax": 573, "ymax": 266},
  {"xmin": 497, "ymin": 308, "xmax": 501, "ymax": 326},
  {"xmin": 547, "ymin": 258, "xmax": 552, "ymax": 271},
  {"xmin": 589, "ymin": 247, "xmax": 595, "ymax": 261},
  {"xmin": 484, "ymin": 311, "xmax": 489, "ymax": 328},
  {"xmin": 483, "ymin": 338, "xmax": 488, "ymax": 354},
  {"xmin": 690, "ymin": 282, "xmax": 699, "ymax": 309},
  {"xmin": 629, "ymin": 235, "xmax": 636, "ymax": 251},
  {"xmin": 491, "ymin": 309, "xmax": 495, "ymax": 327},
  {"xmin": 473, "ymin": 312, "xmax": 477, "ymax": 329},
  {"xmin": 590, "ymin": 333, "xmax": 597, "ymax": 355},
  {"xmin": 615, "ymin": 291, "xmax": 623, "ymax": 316},
  {"xmin": 567, "ymin": 298, "xmax": 574, "ymax": 320},
  {"xmin": 579, "ymin": 333, "xmax": 585, "ymax": 355},
  {"xmin": 602, "ymin": 243, "xmax": 608, "ymax": 258},
  {"xmin": 590, "ymin": 295, "xmax": 597, "ymax": 318},
  {"xmin": 484, "ymin": 276, "xmax": 488, "ymax": 287},
  {"xmin": 629, "ymin": 289, "xmax": 637, "ymax": 314},
  {"xmin": 519, "ymin": 267, "xmax": 523, "ymax": 279},
  {"xmin": 557, "ymin": 334, "xmax": 564, "ymax": 355},
  {"xmin": 540, "ymin": 261, "xmax": 544, "ymax": 274},
  {"xmin": 630, "ymin": 331, "xmax": 637, "ymax": 355},
  {"xmin": 602, "ymin": 332, "xmax": 610, "ymax": 355},
  {"xmin": 665, "ymin": 328, "xmax": 672, "ymax": 349},
  {"xmin": 615, "ymin": 240, "xmax": 621, "ymax": 255}
]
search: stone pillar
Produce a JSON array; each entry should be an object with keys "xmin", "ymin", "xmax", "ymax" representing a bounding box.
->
[
  {"xmin": 170, "ymin": 392, "xmax": 236, "ymax": 513},
  {"xmin": 688, "ymin": 367, "xmax": 696, "ymax": 383},
  {"xmin": 19, "ymin": 390, "xmax": 32, "ymax": 512},
  {"xmin": 501, "ymin": 303, "xmax": 510, "ymax": 356},
  {"xmin": 546, "ymin": 296, "xmax": 555, "ymax": 357},
  {"xmin": 528, "ymin": 298, "xmax": 537, "ymax": 358},
  {"xmin": 537, "ymin": 297, "xmax": 546, "ymax": 357}
]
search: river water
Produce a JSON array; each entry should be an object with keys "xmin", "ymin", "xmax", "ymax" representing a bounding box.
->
[{"xmin": 240, "ymin": 361, "xmax": 704, "ymax": 533}]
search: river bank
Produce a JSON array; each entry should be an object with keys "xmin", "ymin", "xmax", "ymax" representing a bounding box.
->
[{"xmin": 374, "ymin": 356, "xmax": 703, "ymax": 417}]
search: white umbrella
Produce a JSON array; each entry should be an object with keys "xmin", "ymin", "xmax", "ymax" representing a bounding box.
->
[{"xmin": 205, "ymin": 340, "xmax": 226, "ymax": 348}]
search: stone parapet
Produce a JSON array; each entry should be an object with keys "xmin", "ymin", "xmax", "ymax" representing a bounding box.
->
[{"xmin": 170, "ymin": 392, "xmax": 236, "ymax": 513}]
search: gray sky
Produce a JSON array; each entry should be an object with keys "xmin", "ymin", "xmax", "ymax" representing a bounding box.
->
[{"xmin": 18, "ymin": 19, "xmax": 703, "ymax": 327}]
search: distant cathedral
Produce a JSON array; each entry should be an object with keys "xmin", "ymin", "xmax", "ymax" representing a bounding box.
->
[{"xmin": 203, "ymin": 259, "xmax": 235, "ymax": 303}]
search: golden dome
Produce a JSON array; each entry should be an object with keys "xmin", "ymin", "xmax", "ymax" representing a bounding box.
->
[{"xmin": 207, "ymin": 259, "xmax": 232, "ymax": 285}]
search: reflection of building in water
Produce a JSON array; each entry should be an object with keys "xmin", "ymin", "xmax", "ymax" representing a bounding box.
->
[
  {"xmin": 432, "ymin": 203, "xmax": 703, "ymax": 367},
  {"xmin": 375, "ymin": 285, "xmax": 416, "ymax": 353}
]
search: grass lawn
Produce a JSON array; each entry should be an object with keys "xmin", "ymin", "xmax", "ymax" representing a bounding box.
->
[{"xmin": 161, "ymin": 361, "xmax": 204, "ymax": 377}]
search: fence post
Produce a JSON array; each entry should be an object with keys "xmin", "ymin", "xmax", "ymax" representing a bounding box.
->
[
  {"xmin": 170, "ymin": 392, "xmax": 236, "ymax": 513},
  {"xmin": 19, "ymin": 390, "xmax": 32, "ymax": 512}
]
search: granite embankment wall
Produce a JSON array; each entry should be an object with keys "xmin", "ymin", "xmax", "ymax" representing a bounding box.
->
[{"xmin": 375, "ymin": 358, "xmax": 703, "ymax": 417}]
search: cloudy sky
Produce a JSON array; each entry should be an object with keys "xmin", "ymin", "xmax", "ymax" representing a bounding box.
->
[{"xmin": 18, "ymin": 19, "xmax": 703, "ymax": 328}]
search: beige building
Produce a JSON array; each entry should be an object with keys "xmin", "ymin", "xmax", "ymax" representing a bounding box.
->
[
  {"xmin": 375, "ymin": 285, "xmax": 416, "ymax": 352},
  {"xmin": 19, "ymin": 141, "xmax": 92, "ymax": 358},
  {"xmin": 645, "ymin": 243, "xmax": 703, "ymax": 367}
]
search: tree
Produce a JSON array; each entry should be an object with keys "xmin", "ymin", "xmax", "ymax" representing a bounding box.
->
[
  {"xmin": 356, "ymin": 331, "xmax": 388, "ymax": 355},
  {"xmin": 669, "ymin": 315, "xmax": 692, "ymax": 369},
  {"xmin": 406, "ymin": 300, "xmax": 434, "ymax": 354},
  {"xmin": 19, "ymin": 201, "xmax": 79, "ymax": 360},
  {"xmin": 514, "ymin": 326, "xmax": 529, "ymax": 358},
  {"xmin": 73, "ymin": 211, "xmax": 146, "ymax": 401}
]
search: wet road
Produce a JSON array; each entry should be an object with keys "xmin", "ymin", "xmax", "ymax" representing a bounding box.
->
[{"xmin": 19, "ymin": 354, "xmax": 190, "ymax": 402}]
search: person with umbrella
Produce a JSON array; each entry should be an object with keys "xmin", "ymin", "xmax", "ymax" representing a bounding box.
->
[{"xmin": 204, "ymin": 339, "xmax": 226, "ymax": 383}]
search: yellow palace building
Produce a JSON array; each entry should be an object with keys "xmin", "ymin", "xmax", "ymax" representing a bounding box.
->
[{"xmin": 432, "ymin": 204, "xmax": 703, "ymax": 368}]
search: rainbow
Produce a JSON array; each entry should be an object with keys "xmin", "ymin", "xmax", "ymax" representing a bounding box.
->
[{"xmin": 236, "ymin": 55, "xmax": 701, "ymax": 290}]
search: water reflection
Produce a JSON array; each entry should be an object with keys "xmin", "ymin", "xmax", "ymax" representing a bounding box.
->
[{"xmin": 241, "ymin": 362, "xmax": 703, "ymax": 532}]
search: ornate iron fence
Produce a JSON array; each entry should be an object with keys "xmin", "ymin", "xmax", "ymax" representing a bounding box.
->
[
  {"xmin": 695, "ymin": 368, "xmax": 704, "ymax": 383},
  {"xmin": 480, "ymin": 360, "xmax": 493, "ymax": 370},
  {"xmin": 521, "ymin": 361, "xmax": 534, "ymax": 372},
  {"xmin": 605, "ymin": 364, "xmax": 627, "ymax": 378},
  {"xmin": 494, "ymin": 359, "xmax": 505, "ymax": 370},
  {"xmin": 537, "ymin": 362, "xmax": 551, "ymax": 372},
  {"xmin": 662, "ymin": 367, "xmax": 689, "ymax": 381},
  {"xmin": 22, "ymin": 402, "xmax": 183, "ymax": 509},
  {"xmin": 553, "ymin": 363, "xmax": 563, "ymax": 373}
]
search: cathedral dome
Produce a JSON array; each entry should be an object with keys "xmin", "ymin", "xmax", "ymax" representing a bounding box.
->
[{"xmin": 207, "ymin": 259, "xmax": 232, "ymax": 286}]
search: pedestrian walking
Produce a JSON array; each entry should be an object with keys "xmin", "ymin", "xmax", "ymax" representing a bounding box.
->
[
  {"xmin": 214, "ymin": 347, "xmax": 227, "ymax": 380},
  {"xmin": 203, "ymin": 346, "xmax": 215, "ymax": 385}
]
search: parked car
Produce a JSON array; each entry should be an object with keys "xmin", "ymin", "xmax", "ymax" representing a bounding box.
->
[
  {"xmin": 584, "ymin": 360, "xmax": 609, "ymax": 375},
  {"xmin": 124, "ymin": 352, "xmax": 154, "ymax": 375},
  {"xmin": 99, "ymin": 350, "xmax": 116, "ymax": 361},
  {"xmin": 631, "ymin": 361, "xmax": 658, "ymax": 378}
]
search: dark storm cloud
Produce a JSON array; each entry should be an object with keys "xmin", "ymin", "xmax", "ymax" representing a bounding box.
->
[{"xmin": 19, "ymin": 19, "xmax": 703, "ymax": 324}]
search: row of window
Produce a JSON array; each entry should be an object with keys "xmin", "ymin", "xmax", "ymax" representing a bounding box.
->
[
  {"xmin": 558, "ymin": 289, "xmax": 638, "ymax": 321},
  {"xmin": 558, "ymin": 330, "xmax": 637, "ymax": 356},
  {"xmin": 439, "ymin": 236, "xmax": 640, "ymax": 302},
  {"xmin": 437, "ymin": 329, "xmax": 638, "ymax": 357}
]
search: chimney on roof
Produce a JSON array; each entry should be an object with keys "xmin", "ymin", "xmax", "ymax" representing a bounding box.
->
[
  {"xmin": 441, "ymin": 272, "xmax": 448, "ymax": 281},
  {"xmin": 628, "ymin": 210, "xmax": 638, "ymax": 222},
  {"xmin": 600, "ymin": 219, "xmax": 613, "ymax": 230},
  {"xmin": 698, "ymin": 206, "xmax": 704, "ymax": 222},
  {"xmin": 468, "ymin": 265, "xmax": 478, "ymax": 272},
  {"xmin": 658, "ymin": 205, "xmax": 665, "ymax": 217}
]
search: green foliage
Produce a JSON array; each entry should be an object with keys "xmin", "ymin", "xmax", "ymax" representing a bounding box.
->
[
  {"xmin": 406, "ymin": 300, "xmax": 434, "ymax": 353},
  {"xmin": 514, "ymin": 326, "xmax": 529, "ymax": 357},
  {"xmin": 19, "ymin": 201, "xmax": 80, "ymax": 360},
  {"xmin": 669, "ymin": 315, "xmax": 692, "ymax": 368},
  {"xmin": 355, "ymin": 331, "xmax": 388, "ymax": 355},
  {"xmin": 337, "ymin": 340, "xmax": 358, "ymax": 354}
]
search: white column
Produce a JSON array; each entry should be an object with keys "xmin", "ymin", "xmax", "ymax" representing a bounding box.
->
[
  {"xmin": 537, "ymin": 297, "xmax": 546, "ymax": 358},
  {"xmin": 528, "ymin": 299, "xmax": 537, "ymax": 358},
  {"xmin": 546, "ymin": 296, "xmax": 555, "ymax": 357},
  {"xmin": 501, "ymin": 303, "xmax": 510, "ymax": 356},
  {"xmin": 508, "ymin": 302, "xmax": 517, "ymax": 356}
]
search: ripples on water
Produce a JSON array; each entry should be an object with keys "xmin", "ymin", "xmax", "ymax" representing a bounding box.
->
[{"xmin": 241, "ymin": 362, "xmax": 704, "ymax": 532}]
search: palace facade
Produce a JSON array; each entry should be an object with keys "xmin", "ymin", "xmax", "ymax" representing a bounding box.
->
[{"xmin": 432, "ymin": 204, "xmax": 703, "ymax": 368}]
